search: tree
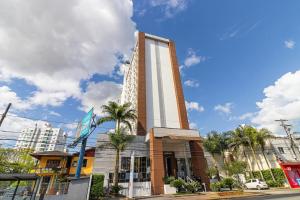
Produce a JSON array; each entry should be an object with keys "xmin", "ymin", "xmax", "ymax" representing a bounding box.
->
[
  {"xmin": 97, "ymin": 101, "xmax": 137, "ymax": 190},
  {"xmin": 234, "ymin": 125, "xmax": 264, "ymax": 180},
  {"xmin": 256, "ymin": 128, "xmax": 276, "ymax": 181},
  {"xmin": 224, "ymin": 161, "xmax": 247, "ymax": 187},
  {"xmin": 0, "ymin": 148, "xmax": 35, "ymax": 173},
  {"xmin": 228, "ymin": 127, "xmax": 255, "ymax": 178},
  {"xmin": 104, "ymin": 129, "xmax": 134, "ymax": 189},
  {"xmin": 203, "ymin": 131, "xmax": 230, "ymax": 165},
  {"xmin": 97, "ymin": 101, "xmax": 136, "ymax": 132}
]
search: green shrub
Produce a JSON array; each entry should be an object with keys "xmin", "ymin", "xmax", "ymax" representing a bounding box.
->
[
  {"xmin": 210, "ymin": 182, "xmax": 223, "ymax": 192},
  {"xmin": 111, "ymin": 185, "xmax": 123, "ymax": 195},
  {"xmin": 163, "ymin": 176, "xmax": 175, "ymax": 184},
  {"xmin": 251, "ymin": 168, "xmax": 286, "ymax": 183},
  {"xmin": 184, "ymin": 180, "xmax": 201, "ymax": 193},
  {"xmin": 170, "ymin": 178, "xmax": 185, "ymax": 192},
  {"xmin": 89, "ymin": 174, "xmax": 104, "ymax": 200},
  {"xmin": 222, "ymin": 178, "xmax": 234, "ymax": 190}
]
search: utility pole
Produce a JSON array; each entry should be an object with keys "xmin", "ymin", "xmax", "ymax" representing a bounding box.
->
[
  {"xmin": 0, "ymin": 103, "xmax": 12, "ymax": 127},
  {"xmin": 275, "ymin": 119, "xmax": 299, "ymax": 160}
]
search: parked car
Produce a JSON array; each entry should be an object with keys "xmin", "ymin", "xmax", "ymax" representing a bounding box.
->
[{"xmin": 244, "ymin": 179, "xmax": 269, "ymax": 190}]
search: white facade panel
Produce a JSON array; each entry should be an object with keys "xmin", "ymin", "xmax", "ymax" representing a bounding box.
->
[
  {"xmin": 145, "ymin": 39, "xmax": 161, "ymax": 131},
  {"xmin": 145, "ymin": 39, "xmax": 180, "ymax": 132},
  {"xmin": 158, "ymin": 42, "xmax": 180, "ymax": 129}
]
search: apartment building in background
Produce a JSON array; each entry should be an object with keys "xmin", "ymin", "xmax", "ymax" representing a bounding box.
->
[
  {"xmin": 93, "ymin": 32, "xmax": 209, "ymax": 197},
  {"xmin": 15, "ymin": 123, "xmax": 66, "ymax": 152}
]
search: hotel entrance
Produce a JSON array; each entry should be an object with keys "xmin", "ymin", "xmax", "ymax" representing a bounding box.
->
[{"xmin": 163, "ymin": 152, "xmax": 177, "ymax": 177}]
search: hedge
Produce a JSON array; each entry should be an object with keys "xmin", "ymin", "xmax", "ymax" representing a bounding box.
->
[
  {"xmin": 249, "ymin": 168, "xmax": 286, "ymax": 187},
  {"xmin": 89, "ymin": 174, "xmax": 105, "ymax": 200}
]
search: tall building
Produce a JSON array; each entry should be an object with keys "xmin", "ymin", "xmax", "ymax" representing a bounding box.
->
[
  {"xmin": 94, "ymin": 32, "xmax": 209, "ymax": 196},
  {"xmin": 15, "ymin": 123, "xmax": 66, "ymax": 152}
]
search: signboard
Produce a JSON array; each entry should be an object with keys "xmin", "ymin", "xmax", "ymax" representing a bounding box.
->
[{"xmin": 78, "ymin": 108, "xmax": 94, "ymax": 139}]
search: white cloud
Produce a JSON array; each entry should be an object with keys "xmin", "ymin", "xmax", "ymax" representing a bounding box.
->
[
  {"xmin": 252, "ymin": 70, "xmax": 300, "ymax": 133},
  {"xmin": 185, "ymin": 101, "xmax": 204, "ymax": 112},
  {"xmin": 214, "ymin": 102, "xmax": 233, "ymax": 114},
  {"xmin": 150, "ymin": 0, "xmax": 189, "ymax": 18},
  {"xmin": 184, "ymin": 80, "xmax": 199, "ymax": 87},
  {"xmin": 0, "ymin": 115, "xmax": 45, "ymax": 139},
  {"xmin": 80, "ymin": 81, "xmax": 122, "ymax": 116},
  {"xmin": 189, "ymin": 122, "xmax": 198, "ymax": 129},
  {"xmin": 49, "ymin": 111, "xmax": 61, "ymax": 117},
  {"xmin": 238, "ymin": 112, "xmax": 255, "ymax": 120},
  {"xmin": 184, "ymin": 49, "xmax": 205, "ymax": 67},
  {"xmin": 0, "ymin": 0, "xmax": 136, "ymax": 107},
  {"xmin": 0, "ymin": 86, "xmax": 32, "ymax": 111},
  {"xmin": 284, "ymin": 40, "xmax": 295, "ymax": 49}
]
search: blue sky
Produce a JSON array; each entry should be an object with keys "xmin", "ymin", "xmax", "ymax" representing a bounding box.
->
[{"xmin": 0, "ymin": 0, "xmax": 300, "ymax": 148}]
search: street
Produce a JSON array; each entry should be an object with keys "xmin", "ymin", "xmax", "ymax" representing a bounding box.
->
[{"xmin": 234, "ymin": 193, "xmax": 300, "ymax": 200}]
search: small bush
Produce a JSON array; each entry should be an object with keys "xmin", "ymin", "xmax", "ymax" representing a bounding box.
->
[
  {"xmin": 211, "ymin": 182, "xmax": 223, "ymax": 192},
  {"xmin": 163, "ymin": 176, "xmax": 175, "ymax": 184},
  {"xmin": 266, "ymin": 180, "xmax": 284, "ymax": 187},
  {"xmin": 184, "ymin": 180, "xmax": 201, "ymax": 193},
  {"xmin": 89, "ymin": 174, "xmax": 104, "ymax": 200},
  {"xmin": 222, "ymin": 178, "xmax": 234, "ymax": 190},
  {"xmin": 170, "ymin": 178, "xmax": 185, "ymax": 192},
  {"xmin": 111, "ymin": 185, "xmax": 123, "ymax": 195}
]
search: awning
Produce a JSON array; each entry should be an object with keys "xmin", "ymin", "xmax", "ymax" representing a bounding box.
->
[
  {"xmin": 0, "ymin": 173, "xmax": 39, "ymax": 181},
  {"xmin": 167, "ymin": 135, "xmax": 201, "ymax": 141}
]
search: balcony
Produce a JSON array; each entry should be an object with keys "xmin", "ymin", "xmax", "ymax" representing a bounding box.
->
[{"xmin": 32, "ymin": 167, "xmax": 68, "ymax": 175}]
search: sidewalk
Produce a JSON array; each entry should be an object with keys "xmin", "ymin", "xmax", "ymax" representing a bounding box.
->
[{"xmin": 134, "ymin": 188, "xmax": 300, "ymax": 200}]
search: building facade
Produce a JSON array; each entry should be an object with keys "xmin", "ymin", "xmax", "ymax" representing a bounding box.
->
[
  {"xmin": 205, "ymin": 136, "xmax": 300, "ymax": 188},
  {"xmin": 94, "ymin": 32, "xmax": 209, "ymax": 196},
  {"xmin": 30, "ymin": 148, "xmax": 95, "ymax": 195},
  {"xmin": 15, "ymin": 123, "xmax": 66, "ymax": 152}
]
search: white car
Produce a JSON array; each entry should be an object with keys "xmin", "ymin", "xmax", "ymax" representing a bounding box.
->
[{"xmin": 244, "ymin": 179, "xmax": 269, "ymax": 190}]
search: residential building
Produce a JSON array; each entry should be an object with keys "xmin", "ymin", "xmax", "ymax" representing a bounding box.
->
[
  {"xmin": 93, "ymin": 32, "xmax": 209, "ymax": 196},
  {"xmin": 30, "ymin": 148, "xmax": 95, "ymax": 195},
  {"xmin": 15, "ymin": 123, "xmax": 66, "ymax": 152}
]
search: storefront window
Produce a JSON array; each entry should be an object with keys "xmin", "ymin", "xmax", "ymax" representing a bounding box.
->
[{"xmin": 110, "ymin": 157, "xmax": 150, "ymax": 183}]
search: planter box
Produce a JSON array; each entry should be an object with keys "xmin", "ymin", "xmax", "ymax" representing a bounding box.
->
[{"xmin": 164, "ymin": 184, "xmax": 176, "ymax": 194}]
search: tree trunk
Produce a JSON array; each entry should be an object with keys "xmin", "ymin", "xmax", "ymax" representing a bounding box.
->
[
  {"xmin": 262, "ymin": 150, "xmax": 276, "ymax": 181},
  {"xmin": 243, "ymin": 149, "xmax": 254, "ymax": 179},
  {"xmin": 249, "ymin": 146, "xmax": 264, "ymax": 180},
  {"xmin": 114, "ymin": 149, "xmax": 120, "ymax": 188},
  {"xmin": 116, "ymin": 120, "xmax": 120, "ymax": 132}
]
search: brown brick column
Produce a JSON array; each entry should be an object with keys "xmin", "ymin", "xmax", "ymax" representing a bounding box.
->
[
  {"xmin": 150, "ymin": 129, "xmax": 165, "ymax": 195},
  {"xmin": 189, "ymin": 141, "xmax": 210, "ymax": 190},
  {"xmin": 137, "ymin": 32, "xmax": 147, "ymax": 136},
  {"xmin": 169, "ymin": 41, "xmax": 189, "ymax": 129}
]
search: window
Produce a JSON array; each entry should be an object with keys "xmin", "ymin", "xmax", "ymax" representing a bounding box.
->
[
  {"xmin": 72, "ymin": 159, "xmax": 87, "ymax": 167},
  {"xmin": 278, "ymin": 147, "xmax": 285, "ymax": 154},
  {"xmin": 46, "ymin": 160, "xmax": 60, "ymax": 168},
  {"xmin": 111, "ymin": 157, "xmax": 150, "ymax": 183}
]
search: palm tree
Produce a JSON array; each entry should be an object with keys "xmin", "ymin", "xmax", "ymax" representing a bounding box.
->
[
  {"xmin": 204, "ymin": 131, "xmax": 230, "ymax": 178},
  {"xmin": 97, "ymin": 101, "xmax": 137, "ymax": 132},
  {"xmin": 237, "ymin": 125, "xmax": 264, "ymax": 180},
  {"xmin": 108, "ymin": 128, "xmax": 134, "ymax": 188},
  {"xmin": 97, "ymin": 101, "xmax": 137, "ymax": 189},
  {"xmin": 228, "ymin": 127, "xmax": 255, "ymax": 178},
  {"xmin": 256, "ymin": 128, "xmax": 276, "ymax": 181}
]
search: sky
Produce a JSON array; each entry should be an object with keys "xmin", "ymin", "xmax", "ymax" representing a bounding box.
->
[{"xmin": 0, "ymin": 0, "xmax": 300, "ymax": 148}]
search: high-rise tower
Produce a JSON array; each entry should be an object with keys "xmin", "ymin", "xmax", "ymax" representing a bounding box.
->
[{"xmin": 95, "ymin": 32, "xmax": 209, "ymax": 196}]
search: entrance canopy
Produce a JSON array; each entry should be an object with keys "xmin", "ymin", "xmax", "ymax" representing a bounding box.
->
[{"xmin": 145, "ymin": 127, "xmax": 201, "ymax": 142}]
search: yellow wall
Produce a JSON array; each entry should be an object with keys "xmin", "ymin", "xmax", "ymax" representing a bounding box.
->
[
  {"xmin": 69, "ymin": 156, "xmax": 94, "ymax": 175},
  {"xmin": 38, "ymin": 156, "xmax": 67, "ymax": 168}
]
